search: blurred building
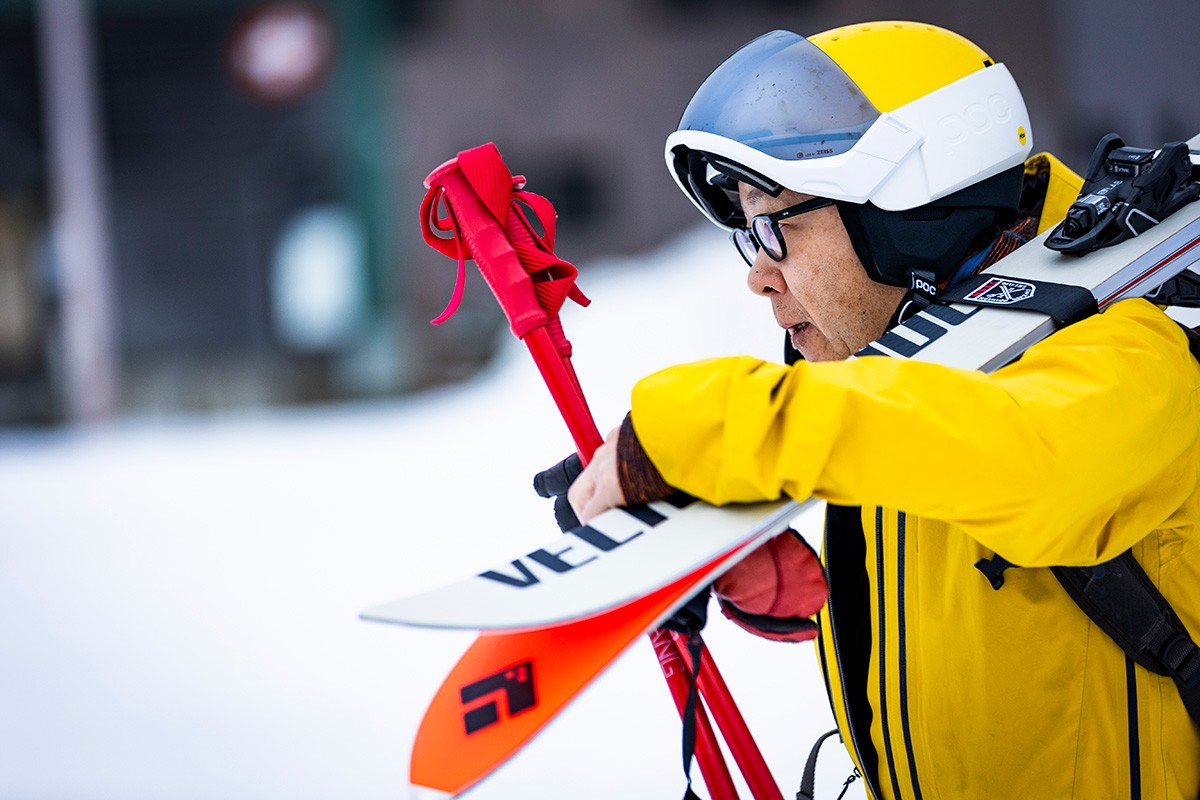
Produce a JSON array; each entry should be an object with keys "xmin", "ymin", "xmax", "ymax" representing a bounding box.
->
[{"xmin": 0, "ymin": 0, "xmax": 1196, "ymax": 424}]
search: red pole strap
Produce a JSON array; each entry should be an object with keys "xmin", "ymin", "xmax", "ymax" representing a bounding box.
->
[{"xmin": 422, "ymin": 144, "xmax": 588, "ymax": 348}]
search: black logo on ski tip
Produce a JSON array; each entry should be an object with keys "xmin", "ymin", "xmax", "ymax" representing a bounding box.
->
[
  {"xmin": 460, "ymin": 660, "xmax": 537, "ymax": 735},
  {"xmin": 964, "ymin": 277, "xmax": 1036, "ymax": 305},
  {"xmin": 478, "ymin": 494, "xmax": 697, "ymax": 589}
]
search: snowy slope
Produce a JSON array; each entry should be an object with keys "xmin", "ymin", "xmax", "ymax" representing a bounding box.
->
[{"xmin": 0, "ymin": 226, "xmax": 859, "ymax": 800}]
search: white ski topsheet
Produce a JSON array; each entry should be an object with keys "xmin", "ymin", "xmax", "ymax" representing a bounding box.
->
[
  {"xmin": 364, "ymin": 136, "xmax": 1200, "ymax": 632},
  {"xmin": 361, "ymin": 496, "xmax": 817, "ymax": 630}
]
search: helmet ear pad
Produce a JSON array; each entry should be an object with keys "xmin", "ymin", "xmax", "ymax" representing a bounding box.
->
[{"xmin": 833, "ymin": 164, "xmax": 1025, "ymax": 286}]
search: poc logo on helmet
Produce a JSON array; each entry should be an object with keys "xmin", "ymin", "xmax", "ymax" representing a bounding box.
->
[{"xmin": 938, "ymin": 94, "xmax": 1013, "ymax": 146}]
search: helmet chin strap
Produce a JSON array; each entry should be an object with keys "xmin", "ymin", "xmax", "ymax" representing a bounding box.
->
[{"xmin": 890, "ymin": 269, "xmax": 941, "ymax": 326}]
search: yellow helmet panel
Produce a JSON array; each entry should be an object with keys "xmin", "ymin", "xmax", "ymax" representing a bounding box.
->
[{"xmin": 809, "ymin": 21, "xmax": 994, "ymax": 112}]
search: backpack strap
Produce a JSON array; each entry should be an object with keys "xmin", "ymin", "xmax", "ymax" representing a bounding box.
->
[
  {"xmin": 1051, "ymin": 551, "xmax": 1200, "ymax": 727},
  {"xmin": 797, "ymin": 729, "xmax": 862, "ymax": 800}
]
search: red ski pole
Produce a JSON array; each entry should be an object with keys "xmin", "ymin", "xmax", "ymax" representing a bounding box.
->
[
  {"xmin": 672, "ymin": 630, "xmax": 785, "ymax": 800},
  {"xmin": 419, "ymin": 142, "xmax": 780, "ymax": 799}
]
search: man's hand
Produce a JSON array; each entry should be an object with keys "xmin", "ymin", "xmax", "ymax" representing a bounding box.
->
[{"xmin": 566, "ymin": 426, "xmax": 626, "ymax": 523}]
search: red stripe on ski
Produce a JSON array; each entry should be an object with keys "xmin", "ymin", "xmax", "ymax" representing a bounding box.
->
[{"xmin": 1098, "ymin": 229, "xmax": 1200, "ymax": 307}]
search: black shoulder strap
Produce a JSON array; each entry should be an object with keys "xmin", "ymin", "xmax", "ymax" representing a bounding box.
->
[
  {"xmin": 797, "ymin": 729, "xmax": 861, "ymax": 800},
  {"xmin": 937, "ymin": 273, "xmax": 1099, "ymax": 327},
  {"xmin": 797, "ymin": 729, "xmax": 841, "ymax": 800},
  {"xmin": 1052, "ymin": 552, "xmax": 1200, "ymax": 727}
]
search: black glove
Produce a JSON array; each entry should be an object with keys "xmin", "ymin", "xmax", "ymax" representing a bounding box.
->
[{"xmin": 532, "ymin": 452, "xmax": 584, "ymax": 532}]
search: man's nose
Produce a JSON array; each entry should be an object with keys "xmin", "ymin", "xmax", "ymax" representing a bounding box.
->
[{"xmin": 747, "ymin": 252, "xmax": 786, "ymax": 296}]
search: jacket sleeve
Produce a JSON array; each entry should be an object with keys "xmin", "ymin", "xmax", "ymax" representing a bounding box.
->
[{"xmin": 629, "ymin": 299, "xmax": 1200, "ymax": 567}]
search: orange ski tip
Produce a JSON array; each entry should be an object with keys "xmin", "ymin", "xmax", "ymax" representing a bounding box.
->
[{"xmin": 406, "ymin": 559, "xmax": 735, "ymax": 796}]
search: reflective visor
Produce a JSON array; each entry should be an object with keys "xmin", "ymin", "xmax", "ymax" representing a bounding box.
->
[
  {"xmin": 676, "ymin": 30, "xmax": 880, "ymax": 162},
  {"xmin": 667, "ymin": 30, "xmax": 1032, "ymax": 227}
]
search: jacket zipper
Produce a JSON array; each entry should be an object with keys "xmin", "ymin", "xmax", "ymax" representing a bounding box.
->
[
  {"xmin": 876, "ymin": 508, "xmax": 904, "ymax": 800},
  {"xmin": 894, "ymin": 512, "xmax": 924, "ymax": 799},
  {"xmin": 824, "ymin": 513, "xmax": 885, "ymax": 800},
  {"xmin": 1126, "ymin": 655, "xmax": 1141, "ymax": 799}
]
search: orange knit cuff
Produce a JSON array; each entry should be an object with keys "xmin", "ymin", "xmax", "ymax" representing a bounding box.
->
[{"xmin": 617, "ymin": 413, "xmax": 674, "ymax": 505}]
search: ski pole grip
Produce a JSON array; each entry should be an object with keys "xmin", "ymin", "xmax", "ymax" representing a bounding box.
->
[{"xmin": 424, "ymin": 153, "xmax": 550, "ymax": 339}]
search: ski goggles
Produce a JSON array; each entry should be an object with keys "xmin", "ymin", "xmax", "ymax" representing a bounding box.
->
[{"xmin": 731, "ymin": 196, "xmax": 833, "ymax": 266}]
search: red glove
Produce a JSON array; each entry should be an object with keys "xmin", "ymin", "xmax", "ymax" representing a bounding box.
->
[{"xmin": 714, "ymin": 529, "xmax": 828, "ymax": 643}]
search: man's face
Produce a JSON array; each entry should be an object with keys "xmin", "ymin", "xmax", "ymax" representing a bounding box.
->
[{"xmin": 739, "ymin": 184, "xmax": 906, "ymax": 362}]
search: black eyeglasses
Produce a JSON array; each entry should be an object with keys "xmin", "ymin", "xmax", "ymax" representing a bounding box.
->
[{"xmin": 730, "ymin": 196, "xmax": 834, "ymax": 266}]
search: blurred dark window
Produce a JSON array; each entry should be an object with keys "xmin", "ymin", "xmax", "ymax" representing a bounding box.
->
[
  {"xmin": 98, "ymin": 6, "xmax": 339, "ymax": 360},
  {"xmin": 0, "ymin": 16, "xmax": 51, "ymax": 423},
  {"xmin": 539, "ymin": 158, "xmax": 602, "ymax": 233}
]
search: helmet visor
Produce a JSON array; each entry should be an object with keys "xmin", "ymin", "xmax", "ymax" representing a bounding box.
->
[{"xmin": 677, "ymin": 30, "xmax": 880, "ymax": 162}]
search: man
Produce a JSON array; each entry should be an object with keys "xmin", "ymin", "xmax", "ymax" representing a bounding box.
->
[{"xmin": 563, "ymin": 21, "xmax": 1200, "ymax": 800}]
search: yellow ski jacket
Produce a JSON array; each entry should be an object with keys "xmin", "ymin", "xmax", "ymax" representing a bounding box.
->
[{"xmin": 628, "ymin": 157, "xmax": 1200, "ymax": 799}]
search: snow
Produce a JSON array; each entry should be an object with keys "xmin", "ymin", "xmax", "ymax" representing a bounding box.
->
[{"xmin": 0, "ymin": 225, "xmax": 861, "ymax": 799}]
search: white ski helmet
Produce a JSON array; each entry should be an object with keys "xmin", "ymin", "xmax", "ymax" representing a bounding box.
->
[{"xmin": 665, "ymin": 22, "xmax": 1034, "ymax": 286}]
